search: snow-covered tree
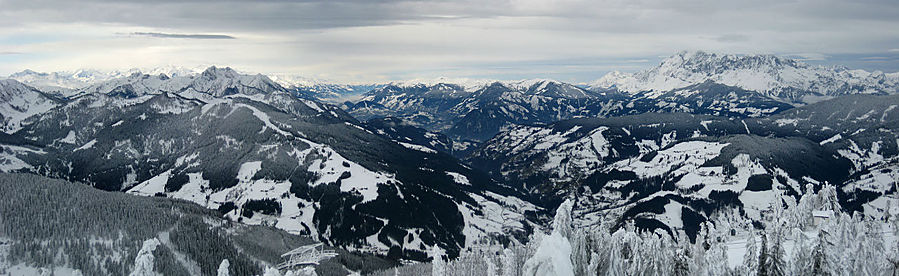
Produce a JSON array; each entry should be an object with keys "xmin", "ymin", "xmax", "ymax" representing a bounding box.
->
[
  {"xmin": 757, "ymin": 232, "xmax": 769, "ymax": 276},
  {"xmin": 763, "ymin": 227, "xmax": 787, "ymax": 276},
  {"xmin": 605, "ymin": 238, "xmax": 627, "ymax": 276},
  {"xmin": 704, "ymin": 239, "xmax": 729, "ymax": 276},
  {"xmin": 672, "ymin": 247, "xmax": 690, "ymax": 276},
  {"xmin": 818, "ymin": 183, "xmax": 841, "ymax": 213},
  {"xmin": 690, "ymin": 223, "xmax": 710, "ymax": 274},
  {"xmin": 810, "ymin": 229, "xmax": 831, "ymax": 276},
  {"xmin": 586, "ymin": 252, "xmax": 600, "ymax": 276},
  {"xmin": 552, "ymin": 199, "xmax": 575, "ymax": 239},
  {"xmin": 129, "ymin": 238, "xmax": 161, "ymax": 276},
  {"xmin": 262, "ymin": 267, "xmax": 281, "ymax": 276},
  {"xmin": 853, "ymin": 220, "xmax": 887, "ymax": 275},
  {"xmin": 486, "ymin": 253, "xmax": 497, "ymax": 276},
  {"xmin": 522, "ymin": 199, "xmax": 575, "ymax": 276},
  {"xmin": 570, "ymin": 229, "xmax": 592, "ymax": 276},
  {"xmin": 789, "ymin": 184, "xmax": 817, "ymax": 229},
  {"xmin": 743, "ymin": 230, "xmax": 759, "ymax": 276},
  {"xmin": 501, "ymin": 248, "xmax": 517, "ymax": 276},
  {"xmin": 217, "ymin": 259, "xmax": 230, "ymax": 276},
  {"xmin": 789, "ymin": 228, "xmax": 813, "ymax": 275},
  {"xmin": 382, "ymin": 181, "xmax": 899, "ymax": 276},
  {"xmin": 430, "ymin": 246, "xmax": 446, "ymax": 276}
]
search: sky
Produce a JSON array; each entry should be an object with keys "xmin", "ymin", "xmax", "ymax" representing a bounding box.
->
[{"xmin": 0, "ymin": 0, "xmax": 897, "ymax": 84}]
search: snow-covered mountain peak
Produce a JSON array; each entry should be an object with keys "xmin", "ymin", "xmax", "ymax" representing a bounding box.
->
[
  {"xmin": 176, "ymin": 66, "xmax": 287, "ymax": 98},
  {"xmin": 516, "ymin": 79, "xmax": 591, "ymax": 99},
  {"xmin": 268, "ymin": 74, "xmax": 331, "ymax": 88},
  {"xmin": 5, "ymin": 66, "xmax": 206, "ymax": 94},
  {"xmin": 655, "ymin": 50, "xmax": 807, "ymax": 75},
  {"xmin": 0, "ymin": 79, "xmax": 37, "ymax": 98},
  {"xmin": 386, "ymin": 77, "xmax": 496, "ymax": 92},
  {"xmin": 199, "ymin": 66, "xmax": 240, "ymax": 79},
  {"xmin": 65, "ymin": 66, "xmax": 290, "ymax": 103},
  {"xmin": 7, "ymin": 69, "xmax": 41, "ymax": 78},
  {"xmin": 590, "ymin": 50, "xmax": 899, "ymax": 103},
  {"xmin": 141, "ymin": 65, "xmax": 204, "ymax": 78},
  {"xmin": 0, "ymin": 79, "xmax": 60, "ymax": 133}
]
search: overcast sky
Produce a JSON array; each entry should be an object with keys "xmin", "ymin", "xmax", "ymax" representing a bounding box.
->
[{"xmin": 0, "ymin": 0, "xmax": 897, "ymax": 83}]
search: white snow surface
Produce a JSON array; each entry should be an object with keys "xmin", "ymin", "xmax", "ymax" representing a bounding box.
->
[
  {"xmin": 217, "ymin": 260, "xmax": 230, "ymax": 276},
  {"xmin": 398, "ymin": 141, "xmax": 437, "ymax": 154},
  {"xmin": 0, "ymin": 79, "xmax": 59, "ymax": 133},
  {"xmin": 446, "ymin": 171, "xmax": 471, "ymax": 186},
  {"xmin": 5, "ymin": 66, "xmax": 203, "ymax": 92},
  {"xmin": 589, "ymin": 51, "xmax": 899, "ymax": 101}
]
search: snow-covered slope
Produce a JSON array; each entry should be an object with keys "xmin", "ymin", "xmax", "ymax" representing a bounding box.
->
[
  {"xmin": 590, "ymin": 50, "xmax": 899, "ymax": 103},
  {"xmin": 470, "ymin": 94, "xmax": 899, "ymax": 238},
  {"xmin": 0, "ymin": 67, "xmax": 537, "ymax": 260},
  {"xmin": 7, "ymin": 69, "xmax": 130, "ymax": 91},
  {"xmin": 6, "ymin": 66, "xmax": 203, "ymax": 96},
  {"xmin": 0, "ymin": 79, "xmax": 61, "ymax": 133}
]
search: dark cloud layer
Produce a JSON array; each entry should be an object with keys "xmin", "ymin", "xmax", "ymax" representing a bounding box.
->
[
  {"xmin": 3, "ymin": 0, "xmax": 891, "ymax": 32},
  {"xmin": 130, "ymin": 32, "xmax": 235, "ymax": 39}
]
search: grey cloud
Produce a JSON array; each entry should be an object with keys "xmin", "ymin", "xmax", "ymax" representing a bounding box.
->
[
  {"xmin": 860, "ymin": 56, "xmax": 890, "ymax": 60},
  {"xmin": 0, "ymin": 51, "xmax": 23, "ymax": 55},
  {"xmin": 715, "ymin": 34, "xmax": 749, "ymax": 43},
  {"xmin": 130, "ymin": 32, "xmax": 235, "ymax": 39},
  {"xmin": 0, "ymin": 0, "xmax": 442, "ymax": 31},
  {"xmin": 782, "ymin": 53, "xmax": 829, "ymax": 61},
  {"xmin": 1, "ymin": 0, "xmax": 896, "ymax": 34}
]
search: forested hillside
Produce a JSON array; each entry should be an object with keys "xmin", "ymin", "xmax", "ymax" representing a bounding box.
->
[{"xmin": 0, "ymin": 173, "xmax": 395, "ymax": 276}]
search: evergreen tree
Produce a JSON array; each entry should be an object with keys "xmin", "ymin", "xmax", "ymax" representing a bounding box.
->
[
  {"xmin": 858, "ymin": 220, "xmax": 886, "ymax": 275},
  {"xmin": 605, "ymin": 238, "xmax": 627, "ymax": 276},
  {"xmin": 587, "ymin": 252, "xmax": 600, "ymax": 276},
  {"xmin": 811, "ymin": 229, "xmax": 831, "ymax": 276},
  {"xmin": 570, "ymin": 229, "xmax": 591, "ymax": 276},
  {"xmin": 692, "ymin": 223, "xmax": 710, "ymax": 274},
  {"xmin": 817, "ymin": 183, "xmax": 841, "ymax": 213},
  {"xmin": 486, "ymin": 252, "xmax": 497, "ymax": 276},
  {"xmin": 743, "ymin": 230, "xmax": 759, "ymax": 276},
  {"xmin": 766, "ymin": 228, "xmax": 787, "ymax": 276},
  {"xmin": 501, "ymin": 248, "xmax": 517, "ymax": 276},
  {"xmin": 430, "ymin": 246, "xmax": 446, "ymax": 276},
  {"xmin": 789, "ymin": 228, "xmax": 813, "ymax": 275},
  {"xmin": 791, "ymin": 184, "xmax": 817, "ymax": 229},
  {"xmin": 672, "ymin": 248, "xmax": 690, "ymax": 276},
  {"xmin": 704, "ymin": 241, "xmax": 729, "ymax": 276},
  {"xmin": 757, "ymin": 233, "xmax": 768, "ymax": 276}
]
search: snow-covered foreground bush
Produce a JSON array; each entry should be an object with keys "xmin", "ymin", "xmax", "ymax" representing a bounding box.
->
[{"xmin": 378, "ymin": 184, "xmax": 899, "ymax": 275}]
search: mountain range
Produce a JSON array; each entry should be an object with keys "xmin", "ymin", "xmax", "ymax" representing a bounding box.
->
[
  {"xmin": 470, "ymin": 94, "xmax": 899, "ymax": 239},
  {"xmin": 0, "ymin": 66, "xmax": 536, "ymax": 261},
  {"xmin": 2, "ymin": 50, "xmax": 898, "ymax": 264},
  {"xmin": 590, "ymin": 50, "xmax": 899, "ymax": 103}
]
